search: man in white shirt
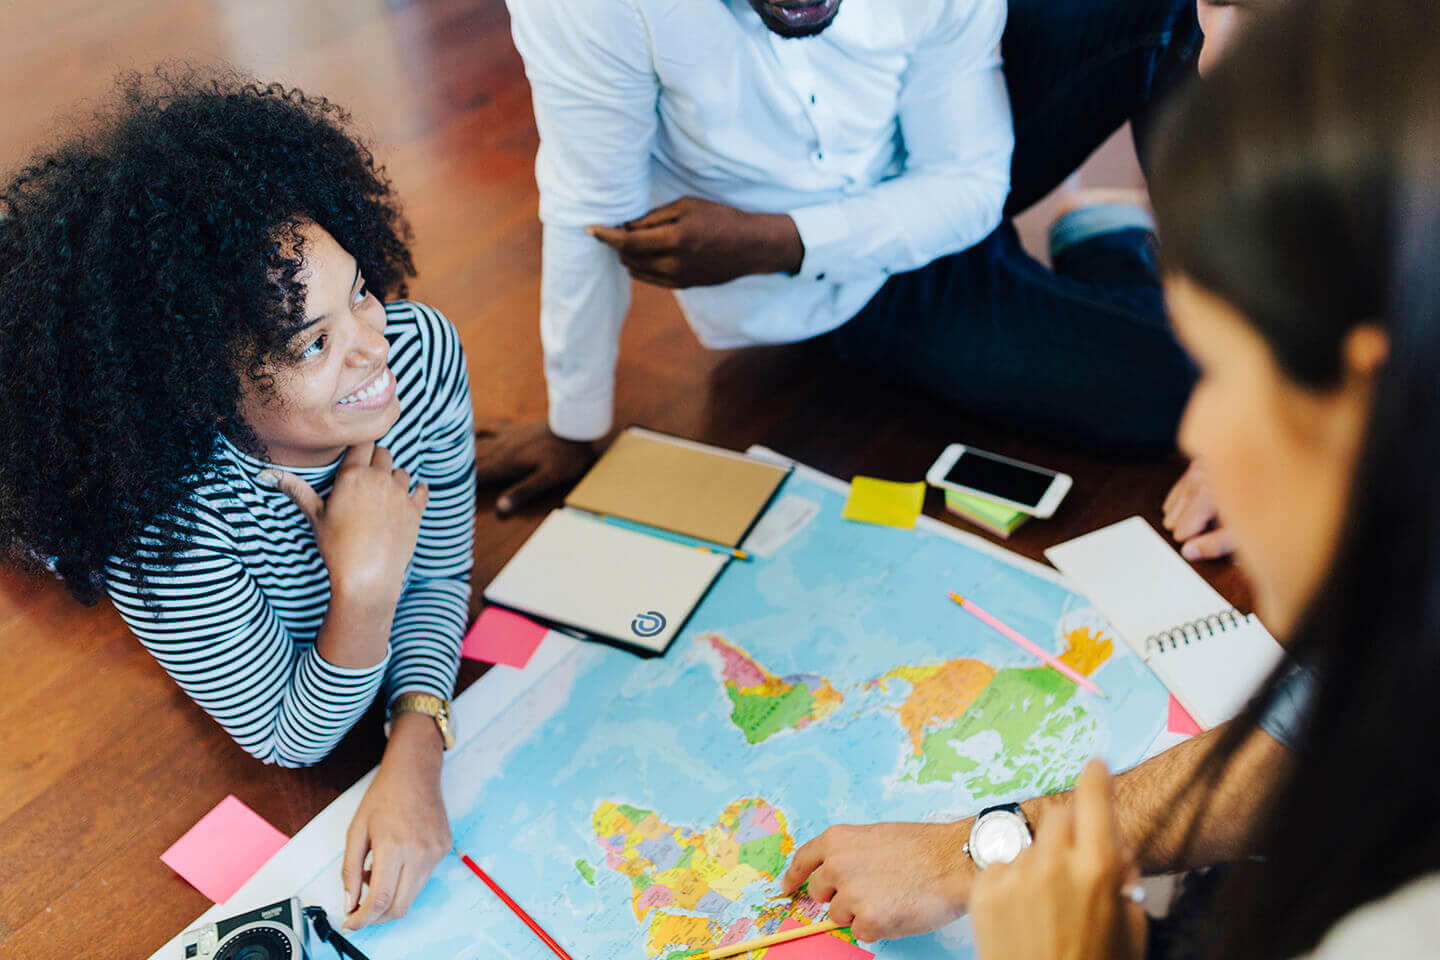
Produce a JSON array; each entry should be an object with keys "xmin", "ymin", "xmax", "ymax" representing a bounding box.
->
[{"xmin": 479, "ymin": 0, "xmax": 1201, "ymax": 512}]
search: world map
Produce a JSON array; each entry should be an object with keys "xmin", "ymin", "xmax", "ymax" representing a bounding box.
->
[
  {"xmin": 707, "ymin": 635, "xmax": 845, "ymax": 744},
  {"xmin": 292, "ymin": 462, "xmax": 1171, "ymax": 960},
  {"xmin": 586, "ymin": 797, "xmax": 808, "ymax": 957}
]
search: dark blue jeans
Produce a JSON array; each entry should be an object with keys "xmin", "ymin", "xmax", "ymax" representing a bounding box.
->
[{"xmin": 831, "ymin": 0, "xmax": 1202, "ymax": 453}]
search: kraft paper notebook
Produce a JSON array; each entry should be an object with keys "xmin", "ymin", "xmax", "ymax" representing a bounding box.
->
[
  {"xmin": 483, "ymin": 508, "xmax": 729, "ymax": 657},
  {"xmin": 564, "ymin": 427, "xmax": 791, "ymax": 548},
  {"xmin": 1046, "ymin": 517, "xmax": 1287, "ymax": 729}
]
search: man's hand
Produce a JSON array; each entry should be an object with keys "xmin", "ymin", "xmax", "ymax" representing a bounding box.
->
[
  {"xmin": 341, "ymin": 711, "xmax": 451, "ymax": 930},
  {"xmin": 588, "ymin": 196, "xmax": 804, "ymax": 289},
  {"xmin": 779, "ymin": 820, "xmax": 973, "ymax": 942},
  {"xmin": 474, "ymin": 418, "xmax": 596, "ymax": 516},
  {"xmin": 1162, "ymin": 460, "xmax": 1237, "ymax": 561},
  {"xmin": 970, "ymin": 760, "xmax": 1145, "ymax": 960}
]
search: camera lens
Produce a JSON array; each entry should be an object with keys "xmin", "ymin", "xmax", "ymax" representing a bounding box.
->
[{"xmin": 215, "ymin": 926, "xmax": 293, "ymax": 960}]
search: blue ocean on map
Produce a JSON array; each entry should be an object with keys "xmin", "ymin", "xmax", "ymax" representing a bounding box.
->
[{"xmin": 300, "ymin": 469, "xmax": 1170, "ymax": 960}]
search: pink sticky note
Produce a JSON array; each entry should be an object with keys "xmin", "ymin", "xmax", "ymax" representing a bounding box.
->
[
  {"xmin": 161, "ymin": 795, "xmax": 289, "ymax": 903},
  {"xmin": 461, "ymin": 606, "xmax": 548, "ymax": 669},
  {"xmin": 767, "ymin": 920, "xmax": 875, "ymax": 960},
  {"xmin": 1167, "ymin": 695, "xmax": 1204, "ymax": 736}
]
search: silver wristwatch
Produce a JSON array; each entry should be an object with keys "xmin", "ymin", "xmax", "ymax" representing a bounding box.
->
[{"xmin": 963, "ymin": 803, "xmax": 1033, "ymax": 869}]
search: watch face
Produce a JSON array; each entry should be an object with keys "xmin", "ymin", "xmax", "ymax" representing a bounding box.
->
[{"xmin": 970, "ymin": 810, "xmax": 1031, "ymax": 868}]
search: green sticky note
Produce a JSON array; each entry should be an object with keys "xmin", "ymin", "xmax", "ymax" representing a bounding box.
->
[
  {"xmin": 843, "ymin": 477, "xmax": 926, "ymax": 529},
  {"xmin": 943, "ymin": 489, "xmax": 1029, "ymax": 538},
  {"xmin": 945, "ymin": 490, "xmax": 1027, "ymax": 525}
]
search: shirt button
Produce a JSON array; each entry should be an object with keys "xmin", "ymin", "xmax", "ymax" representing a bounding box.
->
[
  {"xmin": 814, "ymin": 151, "xmax": 824, "ymax": 162},
  {"xmin": 817, "ymin": 273, "xmax": 827, "ymax": 281},
  {"xmin": 810, "ymin": 94, "xmax": 817, "ymax": 104}
]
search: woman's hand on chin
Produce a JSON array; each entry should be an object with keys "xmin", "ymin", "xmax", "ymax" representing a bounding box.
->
[
  {"xmin": 340, "ymin": 710, "xmax": 451, "ymax": 930},
  {"xmin": 262, "ymin": 441, "xmax": 430, "ymax": 604}
]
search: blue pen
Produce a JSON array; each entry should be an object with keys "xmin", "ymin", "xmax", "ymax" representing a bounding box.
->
[{"xmin": 596, "ymin": 514, "xmax": 751, "ymax": 561}]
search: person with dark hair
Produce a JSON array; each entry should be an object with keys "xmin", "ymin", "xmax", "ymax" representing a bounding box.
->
[
  {"xmin": 1056, "ymin": 0, "xmax": 1268, "ymax": 566},
  {"xmin": 967, "ymin": 0, "xmax": 1440, "ymax": 954},
  {"xmin": 0, "ymin": 70, "xmax": 475, "ymax": 929},
  {"xmin": 779, "ymin": 0, "xmax": 1440, "ymax": 954},
  {"xmin": 476, "ymin": 0, "xmax": 1204, "ymax": 515},
  {"xmin": 1158, "ymin": 0, "xmax": 1271, "ymax": 564}
]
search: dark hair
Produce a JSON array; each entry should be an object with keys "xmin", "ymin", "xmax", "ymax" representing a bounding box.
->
[
  {"xmin": 1150, "ymin": 0, "xmax": 1440, "ymax": 957},
  {"xmin": 0, "ymin": 66, "xmax": 415, "ymax": 603}
]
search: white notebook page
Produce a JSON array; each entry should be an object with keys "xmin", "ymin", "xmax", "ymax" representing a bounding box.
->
[{"xmin": 1046, "ymin": 517, "xmax": 1286, "ymax": 728}]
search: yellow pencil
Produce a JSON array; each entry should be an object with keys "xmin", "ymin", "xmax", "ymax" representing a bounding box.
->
[{"xmin": 694, "ymin": 920, "xmax": 844, "ymax": 960}]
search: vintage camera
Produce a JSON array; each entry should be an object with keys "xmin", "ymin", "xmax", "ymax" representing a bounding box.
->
[{"xmin": 180, "ymin": 897, "xmax": 308, "ymax": 960}]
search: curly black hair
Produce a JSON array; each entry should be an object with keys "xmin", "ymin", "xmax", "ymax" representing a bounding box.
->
[{"xmin": 0, "ymin": 66, "xmax": 415, "ymax": 603}]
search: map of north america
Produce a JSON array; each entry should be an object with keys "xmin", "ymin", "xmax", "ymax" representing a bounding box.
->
[{"xmin": 704, "ymin": 622, "xmax": 1115, "ymax": 799}]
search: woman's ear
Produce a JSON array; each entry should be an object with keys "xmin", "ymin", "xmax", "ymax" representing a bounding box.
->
[
  {"xmin": 1299, "ymin": 324, "xmax": 1389, "ymax": 463},
  {"xmin": 1343, "ymin": 324, "xmax": 1389, "ymax": 381}
]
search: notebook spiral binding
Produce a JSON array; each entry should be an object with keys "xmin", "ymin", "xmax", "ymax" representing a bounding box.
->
[{"xmin": 1145, "ymin": 608, "xmax": 1252, "ymax": 655}]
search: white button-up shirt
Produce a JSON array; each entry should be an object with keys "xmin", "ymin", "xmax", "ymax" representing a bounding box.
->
[{"xmin": 507, "ymin": 0, "xmax": 1014, "ymax": 440}]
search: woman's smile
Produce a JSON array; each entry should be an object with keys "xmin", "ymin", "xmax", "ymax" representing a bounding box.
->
[{"xmin": 336, "ymin": 366, "xmax": 395, "ymax": 410}]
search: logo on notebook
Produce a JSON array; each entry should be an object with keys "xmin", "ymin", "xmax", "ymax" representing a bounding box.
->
[{"xmin": 631, "ymin": 611, "xmax": 667, "ymax": 638}]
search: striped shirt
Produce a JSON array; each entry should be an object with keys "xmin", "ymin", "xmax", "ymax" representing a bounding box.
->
[{"xmin": 105, "ymin": 301, "xmax": 476, "ymax": 768}]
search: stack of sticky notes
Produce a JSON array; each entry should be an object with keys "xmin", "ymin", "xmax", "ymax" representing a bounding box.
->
[{"xmin": 943, "ymin": 489, "xmax": 1029, "ymax": 539}]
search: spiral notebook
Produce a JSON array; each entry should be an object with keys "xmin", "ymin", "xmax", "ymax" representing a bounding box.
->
[{"xmin": 1046, "ymin": 517, "xmax": 1287, "ymax": 729}]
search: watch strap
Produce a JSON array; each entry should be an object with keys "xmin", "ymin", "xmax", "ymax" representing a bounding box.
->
[
  {"xmin": 983, "ymin": 802, "xmax": 1026, "ymax": 820},
  {"xmin": 386, "ymin": 693, "xmax": 455, "ymax": 750}
]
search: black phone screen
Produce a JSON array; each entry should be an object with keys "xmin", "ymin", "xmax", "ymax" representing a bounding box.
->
[{"xmin": 945, "ymin": 450, "xmax": 1055, "ymax": 507}]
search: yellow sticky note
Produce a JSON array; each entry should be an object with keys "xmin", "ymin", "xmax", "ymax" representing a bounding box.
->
[{"xmin": 843, "ymin": 477, "xmax": 926, "ymax": 529}]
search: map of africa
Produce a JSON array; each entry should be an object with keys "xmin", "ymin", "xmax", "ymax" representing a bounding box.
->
[{"xmin": 290, "ymin": 460, "xmax": 1171, "ymax": 960}]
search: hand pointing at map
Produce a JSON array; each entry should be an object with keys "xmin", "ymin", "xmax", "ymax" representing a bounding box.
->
[{"xmin": 780, "ymin": 821, "xmax": 976, "ymax": 941}]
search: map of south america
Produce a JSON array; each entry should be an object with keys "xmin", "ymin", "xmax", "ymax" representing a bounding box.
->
[{"xmin": 705, "ymin": 636, "xmax": 844, "ymax": 744}]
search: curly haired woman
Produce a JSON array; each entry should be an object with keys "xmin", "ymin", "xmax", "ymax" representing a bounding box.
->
[{"xmin": 0, "ymin": 69, "xmax": 474, "ymax": 927}]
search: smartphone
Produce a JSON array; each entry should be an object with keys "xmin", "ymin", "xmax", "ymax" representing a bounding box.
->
[{"xmin": 925, "ymin": 443, "xmax": 1072, "ymax": 519}]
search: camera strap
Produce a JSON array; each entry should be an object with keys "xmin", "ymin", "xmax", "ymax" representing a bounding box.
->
[{"xmin": 303, "ymin": 906, "xmax": 374, "ymax": 960}]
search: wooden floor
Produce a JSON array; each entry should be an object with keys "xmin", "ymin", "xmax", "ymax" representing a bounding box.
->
[{"xmin": 0, "ymin": 2, "xmax": 1244, "ymax": 956}]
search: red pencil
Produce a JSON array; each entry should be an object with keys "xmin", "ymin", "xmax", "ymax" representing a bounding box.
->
[{"xmin": 456, "ymin": 849, "xmax": 577, "ymax": 960}]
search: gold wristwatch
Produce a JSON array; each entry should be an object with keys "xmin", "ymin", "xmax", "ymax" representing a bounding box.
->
[{"xmin": 385, "ymin": 693, "xmax": 456, "ymax": 750}]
